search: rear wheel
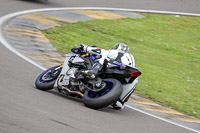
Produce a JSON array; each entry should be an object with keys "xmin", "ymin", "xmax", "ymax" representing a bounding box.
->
[
  {"xmin": 83, "ymin": 78, "xmax": 122, "ymax": 109},
  {"xmin": 35, "ymin": 65, "xmax": 61, "ymax": 91}
]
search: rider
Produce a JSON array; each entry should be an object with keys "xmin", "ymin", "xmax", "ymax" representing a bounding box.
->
[
  {"xmin": 79, "ymin": 43, "xmax": 136, "ymax": 109},
  {"xmin": 80, "ymin": 43, "xmax": 135, "ymax": 66}
]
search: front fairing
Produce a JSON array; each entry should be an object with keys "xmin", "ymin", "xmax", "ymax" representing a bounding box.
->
[{"xmin": 54, "ymin": 52, "xmax": 84, "ymax": 88}]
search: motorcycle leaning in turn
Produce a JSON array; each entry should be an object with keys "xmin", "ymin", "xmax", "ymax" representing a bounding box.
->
[{"xmin": 35, "ymin": 45, "xmax": 141, "ymax": 109}]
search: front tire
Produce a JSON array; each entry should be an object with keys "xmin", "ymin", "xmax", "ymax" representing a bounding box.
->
[
  {"xmin": 83, "ymin": 78, "xmax": 122, "ymax": 109},
  {"xmin": 35, "ymin": 65, "xmax": 61, "ymax": 91}
]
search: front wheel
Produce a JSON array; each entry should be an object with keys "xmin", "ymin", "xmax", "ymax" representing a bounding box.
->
[
  {"xmin": 35, "ymin": 65, "xmax": 61, "ymax": 91},
  {"xmin": 83, "ymin": 78, "xmax": 122, "ymax": 109}
]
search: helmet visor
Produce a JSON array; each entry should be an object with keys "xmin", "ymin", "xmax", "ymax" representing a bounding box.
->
[{"xmin": 120, "ymin": 44, "xmax": 129, "ymax": 53}]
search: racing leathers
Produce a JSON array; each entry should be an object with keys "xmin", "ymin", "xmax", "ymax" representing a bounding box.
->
[{"xmin": 80, "ymin": 44, "xmax": 135, "ymax": 68}]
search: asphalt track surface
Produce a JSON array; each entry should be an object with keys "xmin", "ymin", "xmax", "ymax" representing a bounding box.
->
[{"xmin": 0, "ymin": 0, "xmax": 199, "ymax": 133}]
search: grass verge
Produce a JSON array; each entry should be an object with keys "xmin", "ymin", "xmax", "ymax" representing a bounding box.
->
[{"xmin": 43, "ymin": 13, "xmax": 200, "ymax": 119}]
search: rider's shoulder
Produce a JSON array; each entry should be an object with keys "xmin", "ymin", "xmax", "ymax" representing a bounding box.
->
[{"xmin": 108, "ymin": 49, "xmax": 119, "ymax": 53}]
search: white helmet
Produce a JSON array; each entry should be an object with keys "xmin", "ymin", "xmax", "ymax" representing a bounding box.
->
[{"xmin": 112, "ymin": 43, "xmax": 129, "ymax": 53}]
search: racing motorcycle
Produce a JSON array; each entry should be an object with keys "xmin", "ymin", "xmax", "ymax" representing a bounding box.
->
[{"xmin": 35, "ymin": 47, "xmax": 141, "ymax": 109}]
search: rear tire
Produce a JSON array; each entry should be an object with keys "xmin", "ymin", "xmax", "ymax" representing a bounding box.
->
[
  {"xmin": 35, "ymin": 65, "xmax": 61, "ymax": 91},
  {"xmin": 83, "ymin": 78, "xmax": 122, "ymax": 109}
]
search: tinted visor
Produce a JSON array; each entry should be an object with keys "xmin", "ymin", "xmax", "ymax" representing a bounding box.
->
[{"xmin": 120, "ymin": 44, "xmax": 129, "ymax": 53}]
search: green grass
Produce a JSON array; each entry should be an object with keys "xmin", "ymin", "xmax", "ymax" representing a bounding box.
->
[{"xmin": 43, "ymin": 13, "xmax": 200, "ymax": 119}]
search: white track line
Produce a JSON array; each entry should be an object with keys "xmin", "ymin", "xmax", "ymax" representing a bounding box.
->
[
  {"xmin": 0, "ymin": 13, "xmax": 46, "ymax": 70},
  {"xmin": 0, "ymin": 7, "xmax": 199, "ymax": 133},
  {"xmin": 126, "ymin": 105, "xmax": 200, "ymax": 133}
]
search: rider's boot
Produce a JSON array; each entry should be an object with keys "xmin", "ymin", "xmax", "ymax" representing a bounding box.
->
[{"xmin": 112, "ymin": 101, "xmax": 125, "ymax": 110}]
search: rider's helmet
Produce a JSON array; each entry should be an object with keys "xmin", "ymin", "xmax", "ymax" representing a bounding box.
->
[{"xmin": 112, "ymin": 43, "xmax": 129, "ymax": 53}]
